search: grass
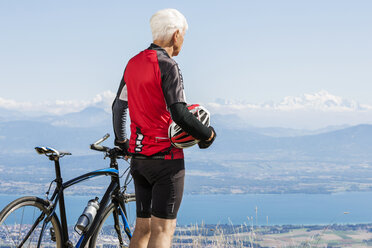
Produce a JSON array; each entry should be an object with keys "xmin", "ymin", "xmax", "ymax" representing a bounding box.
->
[{"xmin": 171, "ymin": 223, "xmax": 372, "ymax": 248}]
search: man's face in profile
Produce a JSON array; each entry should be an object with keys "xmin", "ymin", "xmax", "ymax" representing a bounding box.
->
[{"xmin": 173, "ymin": 29, "xmax": 186, "ymax": 57}]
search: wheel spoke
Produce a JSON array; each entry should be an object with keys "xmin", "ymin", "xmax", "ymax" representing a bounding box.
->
[
  {"xmin": 0, "ymin": 197, "xmax": 61, "ymax": 248},
  {"xmin": 3, "ymin": 222, "xmax": 18, "ymax": 247},
  {"xmin": 17, "ymin": 204, "xmax": 25, "ymax": 245},
  {"xmin": 90, "ymin": 203, "xmax": 132, "ymax": 248},
  {"xmin": 28, "ymin": 207, "xmax": 38, "ymax": 247}
]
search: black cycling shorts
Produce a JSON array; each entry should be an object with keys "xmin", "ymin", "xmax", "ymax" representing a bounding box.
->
[{"xmin": 130, "ymin": 158, "xmax": 185, "ymax": 219}]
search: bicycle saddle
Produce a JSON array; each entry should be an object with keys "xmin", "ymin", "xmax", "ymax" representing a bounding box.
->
[{"xmin": 35, "ymin": 146, "xmax": 72, "ymax": 157}]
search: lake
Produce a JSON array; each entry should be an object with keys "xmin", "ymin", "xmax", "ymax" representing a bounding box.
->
[{"xmin": 1, "ymin": 192, "xmax": 372, "ymax": 226}]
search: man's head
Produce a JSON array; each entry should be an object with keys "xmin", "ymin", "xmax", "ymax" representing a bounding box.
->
[{"xmin": 150, "ymin": 9, "xmax": 188, "ymax": 57}]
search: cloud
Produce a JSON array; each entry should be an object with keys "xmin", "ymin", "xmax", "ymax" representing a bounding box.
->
[
  {"xmin": 2, "ymin": 90, "xmax": 369, "ymax": 115},
  {"xmin": 0, "ymin": 91, "xmax": 116, "ymax": 115},
  {"xmin": 207, "ymin": 90, "xmax": 372, "ymax": 112}
]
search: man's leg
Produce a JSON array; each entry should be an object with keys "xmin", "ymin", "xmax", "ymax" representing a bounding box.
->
[
  {"xmin": 129, "ymin": 217, "xmax": 151, "ymax": 248},
  {"xmin": 129, "ymin": 159, "xmax": 153, "ymax": 248},
  {"xmin": 148, "ymin": 159, "xmax": 185, "ymax": 248},
  {"xmin": 130, "ymin": 158, "xmax": 184, "ymax": 248},
  {"xmin": 147, "ymin": 216, "xmax": 177, "ymax": 248}
]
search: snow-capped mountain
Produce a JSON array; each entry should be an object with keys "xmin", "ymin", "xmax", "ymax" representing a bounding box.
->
[
  {"xmin": 204, "ymin": 91, "xmax": 372, "ymax": 129},
  {"xmin": 208, "ymin": 90, "xmax": 371, "ymax": 112}
]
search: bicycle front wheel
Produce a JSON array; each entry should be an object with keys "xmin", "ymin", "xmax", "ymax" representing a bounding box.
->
[
  {"xmin": 0, "ymin": 196, "xmax": 62, "ymax": 248},
  {"xmin": 89, "ymin": 202, "xmax": 132, "ymax": 248}
]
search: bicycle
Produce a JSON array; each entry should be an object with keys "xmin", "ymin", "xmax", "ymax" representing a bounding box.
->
[{"xmin": 0, "ymin": 134, "xmax": 135, "ymax": 248}]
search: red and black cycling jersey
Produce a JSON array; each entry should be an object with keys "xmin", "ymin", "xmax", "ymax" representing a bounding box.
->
[
  {"xmin": 113, "ymin": 44, "xmax": 212, "ymax": 159},
  {"xmin": 113, "ymin": 44, "xmax": 186, "ymax": 159}
]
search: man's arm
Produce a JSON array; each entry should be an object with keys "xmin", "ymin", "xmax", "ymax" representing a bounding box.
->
[
  {"xmin": 112, "ymin": 76, "xmax": 129, "ymax": 145},
  {"xmin": 169, "ymin": 102, "xmax": 213, "ymax": 141},
  {"xmin": 162, "ymin": 64, "xmax": 214, "ymax": 142},
  {"xmin": 112, "ymin": 97, "xmax": 128, "ymax": 143}
]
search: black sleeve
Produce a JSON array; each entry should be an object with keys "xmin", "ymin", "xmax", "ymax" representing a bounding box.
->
[
  {"xmin": 162, "ymin": 64, "xmax": 186, "ymax": 107},
  {"xmin": 169, "ymin": 102, "xmax": 212, "ymax": 141},
  {"xmin": 112, "ymin": 75, "xmax": 129, "ymax": 142},
  {"xmin": 112, "ymin": 98, "xmax": 128, "ymax": 142}
]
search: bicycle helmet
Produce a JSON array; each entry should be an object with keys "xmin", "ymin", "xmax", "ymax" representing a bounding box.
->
[{"xmin": 168, "ymin": 104, "xmax": 210, "ymax": 149}]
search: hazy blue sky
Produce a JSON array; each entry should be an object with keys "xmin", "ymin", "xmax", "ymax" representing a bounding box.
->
[{"xmin": 1, "ymin": 0, "xmax": 371, "ymax": 104}]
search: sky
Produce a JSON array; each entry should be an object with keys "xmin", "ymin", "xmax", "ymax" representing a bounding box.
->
[{"xmin": 0, "ymin": 0, "xmax": 371, "ymax": 106}]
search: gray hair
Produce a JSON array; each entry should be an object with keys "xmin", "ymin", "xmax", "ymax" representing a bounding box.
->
[{"xmin": 150, "ymin": 9, "xmax": 188, "ymax": 42}]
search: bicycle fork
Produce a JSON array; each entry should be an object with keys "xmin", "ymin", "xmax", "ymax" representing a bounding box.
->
[{"xmin": 113, "ymin": 207, "xmax": 126, "ymax": 247}]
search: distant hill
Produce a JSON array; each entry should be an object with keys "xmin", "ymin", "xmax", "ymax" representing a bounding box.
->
[
  {"xmin": 0, "ymin": 107, "xmax": 26, "ymax": 121},
  {"xmin": 0, "ymin": 120, "xmax": 110, "ymax": 155},
  {"xmin": 212, "ymin": 114, "xmax": 349, "ymax": 137},
  {"xmin": 35, "ymin": 107, "xmax": 111, "ymax": 128},
  {"xmin": 210, "ymin": 123, "xmax": 372, "ymax": 160}
]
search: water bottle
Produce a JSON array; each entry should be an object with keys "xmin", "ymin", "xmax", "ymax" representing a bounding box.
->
[{"xmin": 75, "ymin": 197, "xmax": 100, "ymax": 233}]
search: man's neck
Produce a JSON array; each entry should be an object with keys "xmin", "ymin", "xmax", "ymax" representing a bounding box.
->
[{"xmin": 153, "ymin": 40, "xmax": 173, "ymax": 58}]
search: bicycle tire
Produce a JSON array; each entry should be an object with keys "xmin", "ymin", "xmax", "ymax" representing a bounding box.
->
[
  {"xmin": 0, "ymin": 196, "xmax": 62, "ymax": 248},
  {"xmin": 89, "ymin": 202, "xmax": 132, "ymax": 248}
]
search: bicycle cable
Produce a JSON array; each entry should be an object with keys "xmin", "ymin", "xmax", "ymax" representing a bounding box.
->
[
  {"xmin": 119, "ymin": 165, "xmax": 130, "ymax": 179},
  {"xmin": 45, "ymin": 179, "xmax": 57, "ymax": 200},
  {"xmin": 121, "ymin": 160, "xmax": 133, "ymax": 185}
]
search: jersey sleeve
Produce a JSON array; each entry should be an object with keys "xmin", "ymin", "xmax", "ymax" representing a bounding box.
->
[
  {"xmin": 169, "ymin": 102, "xmax": 212, "ymax": 141},
  {"xmin": 112, "ymin": 76, "xmax": 128, "ymax": 142},
  {"xmin": 161, "ymin": 64, "xmax": 186, "ymax": 107}
]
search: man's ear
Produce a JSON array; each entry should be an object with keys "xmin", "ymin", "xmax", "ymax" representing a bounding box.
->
[{"xmin": 172, "ymin": 30, "xmax": 180, "ymax": 44}]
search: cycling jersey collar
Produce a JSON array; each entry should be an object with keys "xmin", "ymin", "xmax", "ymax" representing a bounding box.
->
[{"xmin": 148, "ymin": 43, "xmax": 170, "ymax": 58}]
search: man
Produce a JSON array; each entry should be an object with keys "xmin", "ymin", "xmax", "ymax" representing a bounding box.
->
[{"xmin": 112, "ymin": 9, "xmax": 216, "ymax": 248}]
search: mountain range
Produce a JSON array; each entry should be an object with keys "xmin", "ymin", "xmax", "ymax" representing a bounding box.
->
[{"xmin": 0, "ymin": 106, "xmax": 371, "ymax": 161}]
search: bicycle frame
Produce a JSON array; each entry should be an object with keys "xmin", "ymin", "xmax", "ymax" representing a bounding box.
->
[{"xmin": 34, "ymin": 155, "xmax": 132, "ymax": 248}]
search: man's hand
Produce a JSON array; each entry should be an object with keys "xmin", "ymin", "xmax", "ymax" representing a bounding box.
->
[
  {"xmin": 198, "ymin": 126, "xmax": 216, "ymax": 149},
  {"xmin": 115, "ymin": 139, "xmax": 131, "ymax": 159}
]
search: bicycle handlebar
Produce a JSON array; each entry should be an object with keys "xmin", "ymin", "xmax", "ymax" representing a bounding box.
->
[
  {"xmin": 124, "ymin": 193, "xmax": 136, "ymax": 203},
  {"xmin": 90, "ymin": 133, "xmax": 110, "ymax": 152},
  {"xmin": 94, "ymin": 133, "xmax": 110, "ymax": 145},
  {"xmin": 90, "ymin": 134, "xmax": 128, "ymax": 159}
]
